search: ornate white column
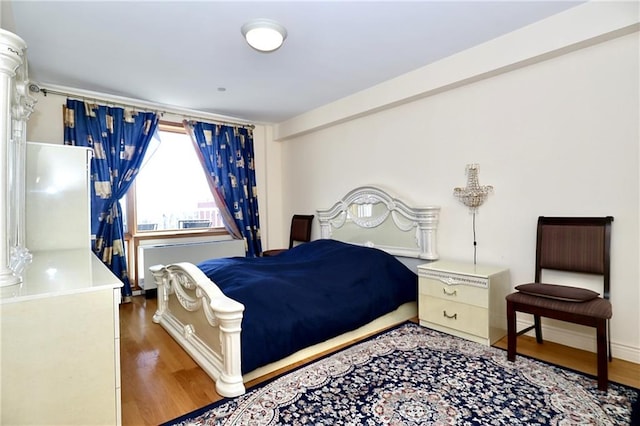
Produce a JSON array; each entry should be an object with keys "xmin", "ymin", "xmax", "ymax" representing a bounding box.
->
[
  {"xmin": 10, "ymin": 64, "xmax": 36, "ymax": 274},
  {"xmin": 0, "ymin": 29, "xmax": 27, "ymax": 287}
]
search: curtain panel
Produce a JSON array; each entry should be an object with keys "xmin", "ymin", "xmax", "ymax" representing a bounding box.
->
[
  {"xmin": 184, "ymin": 120, "xmax": 262, "ymax": 257},
  {"xmin": 63, "ymin": 99, "xmax": 159, "ymax": 298}
]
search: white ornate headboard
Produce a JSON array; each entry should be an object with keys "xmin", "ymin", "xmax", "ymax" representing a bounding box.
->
[{"xmin": 316, "ymin": 186, "xmax": 440, "ymax": 260}]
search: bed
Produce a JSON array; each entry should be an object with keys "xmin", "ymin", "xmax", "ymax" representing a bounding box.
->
[{"xmin": 150, "ymin": 185, "xmax": 440, "ymax": 397}]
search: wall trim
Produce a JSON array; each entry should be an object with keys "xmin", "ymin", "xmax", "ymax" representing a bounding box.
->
[{"xmin": 275, "ymin": 1, "xmax": 639, "ymax": 141}]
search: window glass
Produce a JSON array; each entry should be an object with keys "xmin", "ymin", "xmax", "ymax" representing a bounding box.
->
[
  {"xmin": 133, "ymin": 129, "xmax": 223, "ymax": 232},
  {"xmin": 121, "ymin": 196, "xmax": 128, "ymax": 233}
]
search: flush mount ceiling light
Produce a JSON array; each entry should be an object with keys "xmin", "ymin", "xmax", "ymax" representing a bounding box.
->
[{"xmin": 241, "ymin": 19, "xmax": 287, "ymax": 52}]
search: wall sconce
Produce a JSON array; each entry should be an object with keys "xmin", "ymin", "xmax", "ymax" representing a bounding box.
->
[
  {"xmin": 241, "ymin": 19, "xmax": 287, "ymax": 52},
  {"xmin": 454, "ymin": 164, "xmax": 493, "ymax": 264}
]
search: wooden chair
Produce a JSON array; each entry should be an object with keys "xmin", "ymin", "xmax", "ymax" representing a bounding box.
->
[
  {"xmin": 262, "ymin": 214, "xmax": 314, "ymax": 257},
  {"xmin": 506, "ymin": 216, "xmax": 613, "ymax": 391}
]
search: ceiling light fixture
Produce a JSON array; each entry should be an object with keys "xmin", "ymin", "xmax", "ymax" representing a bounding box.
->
[{"xmin": 241, "ymin": 19, "xmax": 287, "ymax": 52}]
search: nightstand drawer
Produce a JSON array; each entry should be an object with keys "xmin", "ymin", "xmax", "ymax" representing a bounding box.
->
[
  {"xmin": 419, "ymin": 295, "xmax": 489, "ymax": 339},
  {"xmin": 419, "ymin": 277, "xmax": 488, "ymax": 309},
  {"xmin": 419, "ymin": 268, "xmax": 489, "ymax": 289}
]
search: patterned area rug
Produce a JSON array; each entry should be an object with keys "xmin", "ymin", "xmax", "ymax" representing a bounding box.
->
[{"xmin": 164, "ymin": 322, "xmax": 638, "ymax": 425}]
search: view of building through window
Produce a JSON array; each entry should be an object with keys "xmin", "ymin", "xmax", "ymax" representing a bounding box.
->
[{"xmin": 130, "ymin": 128, "xmax": 223, "ymax": 232}]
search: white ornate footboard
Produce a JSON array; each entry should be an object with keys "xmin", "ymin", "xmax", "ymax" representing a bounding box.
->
[{"xmin": 150, "ymin": 262, "xmax": 246, "ymax": 397}]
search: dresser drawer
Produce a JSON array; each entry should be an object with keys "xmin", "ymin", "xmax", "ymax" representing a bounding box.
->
[
  {"xmin": 419, "ymin": 295, "xmax": 489, "ymax": 339},
  {"xmin": 419, "ymin": 277, "xmax": 489, "ymax": 309}
]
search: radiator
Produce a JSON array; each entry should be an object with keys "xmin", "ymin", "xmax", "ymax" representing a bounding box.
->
[{"xmin": 140, "ymin": 239, "xmax": 246, "ymax": 291}]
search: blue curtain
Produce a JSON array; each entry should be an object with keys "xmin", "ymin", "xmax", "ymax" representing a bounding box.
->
[
  {"xmin": 63, "ymin": 99, "xmax": 159, "ymax": 298},
  {"xmin": 185, "ymin": 121, "xmax": 262, "ymax": 257}
]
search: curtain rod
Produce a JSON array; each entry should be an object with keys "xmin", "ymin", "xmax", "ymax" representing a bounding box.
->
[{"xmin": 28, "ymin": 82, "xmax": 256, "ymax": 129}]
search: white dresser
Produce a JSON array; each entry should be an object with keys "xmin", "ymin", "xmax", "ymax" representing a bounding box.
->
[
  {"xmin": 0, "ymin": 118, "xmax": 123, "ymax": 423},
  {"xmin": 417, "ymin": 260, "xmax": 510, "ymax": 346},
  {"xmin": 0, "ymin": 249, "xmax": 123, "ymax": 425}
]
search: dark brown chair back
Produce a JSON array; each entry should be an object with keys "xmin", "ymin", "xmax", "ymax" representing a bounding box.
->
[
  {"xmin": 535, "ymin": 216, "xmax": 613, "ymax": 298},
  {"xmin": 289, "ymin": 214, "xmax": 314, "ymax": 248}
]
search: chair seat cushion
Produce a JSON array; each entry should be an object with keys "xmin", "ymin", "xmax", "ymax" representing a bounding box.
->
[
  {"xmin": 515, "ymin": 283, "xmax": 599, "ymax": 302},
  {"xmin": 506, "ymin": 291, "xmax": 612, "ymax": 319}
]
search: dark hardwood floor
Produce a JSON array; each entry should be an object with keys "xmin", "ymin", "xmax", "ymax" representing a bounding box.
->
[{"xmin": 119, "ymin": 296, "xmax": 639, "ymax": 426}]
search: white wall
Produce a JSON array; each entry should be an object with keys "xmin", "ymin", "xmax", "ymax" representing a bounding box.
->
[
  {"xmin": 274, "ymin": 3, "xmax": 639, "ymax": 362},
  {"xmin": 26, "ymin": 92, "xmax": 64, "ymax": 144}
]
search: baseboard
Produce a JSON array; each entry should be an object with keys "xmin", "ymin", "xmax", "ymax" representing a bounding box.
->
[{"xmin": 516, "ymin": 319, "xmax": 640, "ymax": 364}]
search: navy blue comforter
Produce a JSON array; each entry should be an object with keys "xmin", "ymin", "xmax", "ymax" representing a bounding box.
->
[{"xmin": 197, "ymin": 239, "xmax": 417, "ymax": 374}]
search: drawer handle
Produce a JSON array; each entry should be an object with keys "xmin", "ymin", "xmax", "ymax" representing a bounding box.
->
[
  {"xmin": 442, "ymin": 287, "xmax": 457, "ymax": 296},
  {"xmin": 441, "ymin": 277, "xmax": 460, "ymax": 286},
  {"xmin": 443, "ymin": 310, "xmax": 457, "ymax": 320}
]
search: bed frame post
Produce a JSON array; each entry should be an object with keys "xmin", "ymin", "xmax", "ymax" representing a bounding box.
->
[
  {"xmin": 416, "ymin": 207, "xmax": 440, "ymax": 260},
  {"xmin": 150, "ymin": 264, "xmax": 168, "ymax": 322},
  {"xmin": 215, "ymin": 310, "xmax": 245, "ymax": 397}
]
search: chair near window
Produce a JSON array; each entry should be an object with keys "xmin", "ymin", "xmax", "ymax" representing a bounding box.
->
[
  {"xmin": 506, "ymin": 216, "xmax": 613, "ymax": 391},
  {"xmin": 262, "ymin": 214, "xmax": 314, "ymax": 257}
]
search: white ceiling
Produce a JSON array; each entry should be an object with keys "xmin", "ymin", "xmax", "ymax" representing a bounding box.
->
[{"xmin": 2, "ymin": 1, "xmax": 583, "ymax": 124}]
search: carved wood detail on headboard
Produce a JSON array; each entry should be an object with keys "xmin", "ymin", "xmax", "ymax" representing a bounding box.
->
[{"xmin": 316, "ymin": 186, "xmax": 440, "ymax": 260}]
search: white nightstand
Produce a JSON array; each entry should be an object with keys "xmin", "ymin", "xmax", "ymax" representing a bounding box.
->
[{"xmin": 417, "ymin": 260, "xmax": 510, "ymax": 346}]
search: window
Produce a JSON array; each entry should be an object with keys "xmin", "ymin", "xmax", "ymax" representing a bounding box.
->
[
  {"xmin": 122, "ymin": 122, "xmax": 228, "ymax": 289},
  {"xmin": 125, "ymin": 123, "xmax": 224, "ymax": 233}
]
